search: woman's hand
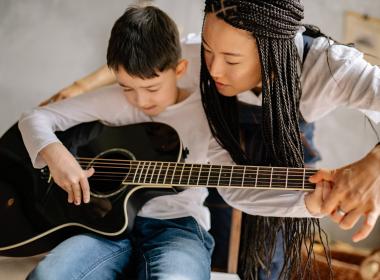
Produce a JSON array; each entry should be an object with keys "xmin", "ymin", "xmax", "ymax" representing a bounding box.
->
[
  {"xmin": 309, "ymin": 145, "xmax": 380, "ymax": 242},
  {"xmin": 39, "ymin": 65, "xmax": 116, "ymax": 106},
  {"xmin": 304, "ymin": 180, "xmax": 332, "ymax": 216},
  {"xmin": 40, "ymin": 142, "xmax": 95, "ymax": 205},
  {"xmin": 39, "ymin": 82, "xmax": 85, "ymax": 106}
]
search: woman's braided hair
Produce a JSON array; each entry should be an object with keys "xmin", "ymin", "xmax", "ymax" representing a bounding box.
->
[{"xmin": 200, "ymin": 1, "xmax": 331, "ymax": 279}]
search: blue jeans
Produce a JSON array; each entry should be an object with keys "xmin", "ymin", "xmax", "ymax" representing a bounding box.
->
[
  {"xmin": 258, "ymin": 233, "xmax": 285, "ymax": 280},
  {"xmin": 27, "ymin": 216, "xmax": 214, "ymax": 280}
]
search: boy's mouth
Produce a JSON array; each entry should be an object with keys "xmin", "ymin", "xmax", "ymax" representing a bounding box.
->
[{"xmin": 142, "ymin": 105, "xmax": 157, "ymax": 111}]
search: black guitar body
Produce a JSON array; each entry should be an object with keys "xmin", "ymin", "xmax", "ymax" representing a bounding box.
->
[{"xmin": 0, "ymin": 122, "xmax": 182, "ymax": 257}]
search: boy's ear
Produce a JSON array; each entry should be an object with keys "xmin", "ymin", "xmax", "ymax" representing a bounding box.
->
[{"xmin": 175, "ymin": 59, "xmax": 188, "ymax": 79}]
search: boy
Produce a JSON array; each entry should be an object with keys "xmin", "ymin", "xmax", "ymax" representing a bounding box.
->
[{"xmin": 19, "ymin": 6, "xmax": 323, "ymax": 280}]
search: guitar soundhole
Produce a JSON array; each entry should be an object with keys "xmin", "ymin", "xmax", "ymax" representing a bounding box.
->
[{"xmin": 88, "ymin": 148, "xmax": 136, "ymax": 198}]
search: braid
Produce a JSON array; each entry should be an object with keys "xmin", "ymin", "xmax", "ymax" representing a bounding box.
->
[{"xmin": 201, "ymin": 1, "xmax": 332, "ymax": 279}]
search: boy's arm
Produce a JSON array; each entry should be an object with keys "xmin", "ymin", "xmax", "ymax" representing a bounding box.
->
[
  {"xmin": 20, "ymin": 85, "xmax": 128, "ymax": 168},
  {"xmin": 19, "ymin": 86, "xmax": 128, "ymax": 205},
  {"xmin": 40, "ymin": 65, "xmax": 116, "ymax": 105}
]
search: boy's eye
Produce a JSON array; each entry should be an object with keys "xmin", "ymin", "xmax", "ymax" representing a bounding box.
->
[
  {"xmin": 123, "ymin": 88, "xmax": 133, "ymax": 92},
  {"xmin": 226, "ymin": 61, "xmax": 239, "ymax": 65},
  {"xmin": 147, "ymin": 88, "xmax": 159, "ymax": 93}
]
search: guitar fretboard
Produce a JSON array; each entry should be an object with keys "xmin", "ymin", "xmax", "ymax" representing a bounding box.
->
[{"xmin": 121, "ymin": 161, "xmax": 317, "ymax": 191}]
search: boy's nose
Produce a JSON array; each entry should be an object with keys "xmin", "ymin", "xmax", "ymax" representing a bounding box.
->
[{"xmin": 136, "ymin": 93, "xmax": 150, "ymax": 107}]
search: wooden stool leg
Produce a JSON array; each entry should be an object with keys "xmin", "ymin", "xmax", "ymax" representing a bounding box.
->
[{"xmin": 227, "ymin": 208, "xmax": 242, "ymax": 273}]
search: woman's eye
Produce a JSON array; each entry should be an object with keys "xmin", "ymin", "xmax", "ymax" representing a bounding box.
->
[
  {"xmin": 203, "ymin": 47, "xmax": 212, "ymax": 53},
  {"xmin": 226, "ymin": 62, "xmax": 239, "ymax": 65},
  {"xmin": 123, "ymin": 88, "xmax": 133, "ymax": 92}
]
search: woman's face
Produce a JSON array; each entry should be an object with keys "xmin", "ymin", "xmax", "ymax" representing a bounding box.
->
[{"xmin": 202, "ymin": 13, "xmax": 262, "ymax": 97}]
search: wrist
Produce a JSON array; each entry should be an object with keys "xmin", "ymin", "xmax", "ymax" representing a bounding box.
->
[
  {"xmin": 73, "ymin": 80, "xmax": 87, "ymax": 93},
  {"xmin": 304, "ymin": 193, "xmax": 324, "ymax": 218},
  {"xmin": 368, "ymin": 142, "xmax": 380, "ymax": 161},
  {"xmin": 40, "ymin": 142, "xmax": 64, "ymax": 165}
]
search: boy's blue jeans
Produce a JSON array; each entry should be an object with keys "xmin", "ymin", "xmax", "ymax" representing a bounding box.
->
[{"xmin": 27, "ymin": 216, "xmax": 214, "ymax": 280}]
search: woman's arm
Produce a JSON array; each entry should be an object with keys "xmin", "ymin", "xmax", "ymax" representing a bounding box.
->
[
  {"xmin": 40, "ymin": 65, "xmax": 116, "ymax": 105},
  {"xmin": 206, "ymin": 137, "xmax": 326, "ymax": 218},
  {"xmin": 310, "ymin": 144, "xmax": 380, "ymax": 242},
  {"xmin": 301, "ymin": 36, "xmax": 380, "ymax": 242}
]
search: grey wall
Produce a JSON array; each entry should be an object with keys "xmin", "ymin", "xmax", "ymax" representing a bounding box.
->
[
  {"xmin": 1, "ymin": 0, "xmax": 379, "ymax": 248},
  {"xmin": 0, "ymin": 0, "xmax": 204, "ymax": 135}
]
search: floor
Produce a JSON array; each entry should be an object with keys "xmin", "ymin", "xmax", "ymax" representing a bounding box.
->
[{"xmin": 0, "ymin": 256, "xmax": 240, "ymax": 280}]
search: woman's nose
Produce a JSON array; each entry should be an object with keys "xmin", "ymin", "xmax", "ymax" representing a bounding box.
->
[{"xmin": 208, "ymin": 57, "xmax": 224, "ymax": 80}]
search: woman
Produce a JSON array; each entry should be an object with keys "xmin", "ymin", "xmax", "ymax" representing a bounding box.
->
[{"xmin": 41, "ymin": 0, "xmax": 380, "ymax": 278}]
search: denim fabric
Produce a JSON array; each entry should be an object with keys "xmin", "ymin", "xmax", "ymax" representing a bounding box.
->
[
  {"xmin": 258, "ymin": 233, "xmax": 285, "ymax": 280},
  {"xmin": 27, "ymin": 216, "xmax": 214, "ymax": 280}
]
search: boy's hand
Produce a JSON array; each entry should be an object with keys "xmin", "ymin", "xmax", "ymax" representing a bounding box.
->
[
  {"xmin": 40, "ymin": 142, "xmax": 95, "ymax": 205},
  {"xmin": 304, "ymin": 180, "xmax": 332, "ymax": 216}
]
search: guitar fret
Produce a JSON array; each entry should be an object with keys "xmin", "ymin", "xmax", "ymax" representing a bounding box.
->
[
  {"xmin": 179, "ymin": 163, "xmax": 185, "ymax": 185},
  {"xmin": 171, "ymin": 163, "xmax": 177, "ymax": 185},
  {"xmin": 150, "ymin": 162, "xmax": 157, "ymax": 183},
  {"xmin": 199, "ymin": 164, "xmax": 210, "ymax": 186},
  {"xmin": 269, "ymin": 167, "xmax": 273, "ymax": 189},
  {"xmin": 241, "ymin": 166, "xmax": 246, "ymax": 187},
  {"xmin": 197, "ymin": 164, "xmax": 202, "ymax": 186},
  {"xmin": 302, "ymin": 168, "xmax": 305, "ymax": 189},
  {"xmin": 156, "ymin": 162, "xmax": 163, "ymax": 184},
  {"xmin": 138, "ymin": 162, "xmax": 146, "ymax": 183},
  {"xmin": 132, "ymin": 161, "xmax": 140, "ymax": 184},
  {"xmin": 255, "ymin": 166, "xmax": 259, "ymax": 188},
  {"xmin": 217, "ymin": 165, "xmax": 222, "ymax": 186},
  {"xmin": 207, "ymin": 164, "xmax": 212, "ymax": 186},
  {"xmin": 191, "ymin": 164, "xmax": 201, "ymax": 186},
  {"xmin": 257, "ymin": 167, "xmax": 272, "ymax": 188},
  {"xmin": 285, "ymin": 168, "xmax": 289, "ymax": 189},
  {"xmin": 228, "ymin": 166, "xmax": 234, "ymax": 187},
  {"xmin": 187, "ymin": 164, "xmax": 194, "ymax": 185},
  {"xmin": 144, "ymin": 162, "xmax": 152, "ymax": 183},
  {"xmin": 163, "ymin": 162, "xmax": 170, "ymax": 185}
]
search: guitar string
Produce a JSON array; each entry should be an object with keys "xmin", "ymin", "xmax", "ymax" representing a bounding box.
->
[
  {"xmin": 42, "ymin": 157, "xmax": 317, "ymax": 187},
  {"xmin": 43, "ymin": 158, "xmax": 317, "ymax": 184},
  {"xmin": 75, "ymin": 158, "xmax": 318, "ymax": 174}
]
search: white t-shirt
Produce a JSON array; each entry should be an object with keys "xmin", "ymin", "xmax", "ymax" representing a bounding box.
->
[
  {"xmin": 19, "ymin": 31, "xmax": 380, "ymax": 230},
  {"xmin": 207, "ymin": 30, "xmax": 380, "ymax": 217}
]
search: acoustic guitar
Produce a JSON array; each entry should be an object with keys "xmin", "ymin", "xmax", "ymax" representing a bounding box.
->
[{"xmin": 0, "ymin": 121, "xmax": 316, "ymax": 257}]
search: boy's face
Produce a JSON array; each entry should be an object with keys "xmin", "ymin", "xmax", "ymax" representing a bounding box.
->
[{"xmin": 115, "ymin": 62, "xmax": 186, "ymax": 116}]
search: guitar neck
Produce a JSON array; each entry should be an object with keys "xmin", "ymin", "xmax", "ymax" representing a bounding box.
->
[{"xmin": 121, "ymin": 161, "xmax": 317, "ymax": 191}]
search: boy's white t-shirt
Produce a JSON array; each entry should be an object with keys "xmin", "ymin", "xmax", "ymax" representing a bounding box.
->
[{"xmin": 19, "ymin": 31, "xmax": 380, "ymax": 230}]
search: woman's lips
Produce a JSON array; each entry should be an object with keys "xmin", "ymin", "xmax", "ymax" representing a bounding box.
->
[{"xmin": 215, "ymin": 81, "xmax": 227, "ymax": 89}]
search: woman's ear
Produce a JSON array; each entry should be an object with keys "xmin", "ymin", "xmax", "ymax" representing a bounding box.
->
[{"xmin": 175, "ymin": 59, "xmax": 189, "ymax": 79}]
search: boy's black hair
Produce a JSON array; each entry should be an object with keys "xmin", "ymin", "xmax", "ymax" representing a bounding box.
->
[{"xmin": 107, "ymin": 6, "xmax": 181, "ymax": 78}]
